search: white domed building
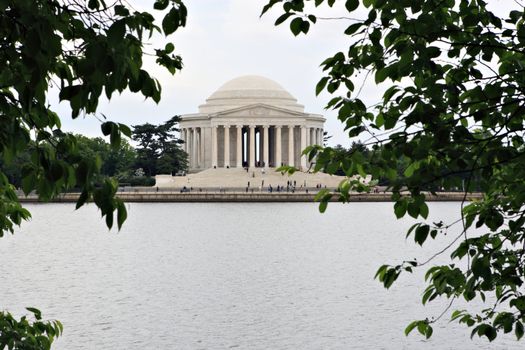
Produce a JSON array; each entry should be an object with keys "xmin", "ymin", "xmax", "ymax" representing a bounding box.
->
[{"xmin": 180, "ymin": 75, "xmax": 325, "ymax": 172}]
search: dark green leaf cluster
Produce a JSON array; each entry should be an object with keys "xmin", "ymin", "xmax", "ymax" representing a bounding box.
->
[
  {"xmin": 0, "ymin": 0, "xmax": 187, "ymax": 234},
  {"xmin": 0, "ymin": 308, "xmax": 62, "ymax": 349},
  {"xmin": 263, "ymin": 0, "xmax": 525, "ymax": 342},
  {"xmin": 132, "ymin": 116, "xmax": 188, "ymax": 176}
]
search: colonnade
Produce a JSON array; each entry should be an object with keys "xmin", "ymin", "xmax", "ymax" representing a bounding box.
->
[{"xmin": 181, "ymin": 125, "xmax": 324, "ymax": 170}]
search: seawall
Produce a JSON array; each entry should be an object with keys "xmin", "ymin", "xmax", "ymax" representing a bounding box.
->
[{"xmin": 18, "ymin": 192, "xmax": 483, "ymax": 203}]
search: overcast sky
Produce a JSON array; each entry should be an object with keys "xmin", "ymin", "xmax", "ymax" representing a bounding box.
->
[{"xmin": 54, "ymin": 0, "xmax": 516, "ymax": 147}]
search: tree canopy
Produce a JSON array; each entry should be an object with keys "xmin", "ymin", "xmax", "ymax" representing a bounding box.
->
[
  {"xmin": 264, "ymin": 0, "xmax": 525, "ymax": 342},
  {"xmin": 133, "ymin": 116, "xmax": 187, "ymax": 176},
  {"xmin": 0, "ymin": 0, "xmax": 187, "ymax": 346},
  {"xmin": 0, "ymin": 0, "xmax": 186, "ymax": 233}
]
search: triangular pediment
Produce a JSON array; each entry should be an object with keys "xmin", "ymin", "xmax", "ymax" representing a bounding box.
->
[{"xmin": 211, "ymin": 103, "xmax": 305, "ymax": 118}]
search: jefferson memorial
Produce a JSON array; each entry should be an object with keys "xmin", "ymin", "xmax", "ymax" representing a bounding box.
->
[{"xmin": 179, "ymin": 75, "xmax": 325, "ymax": 172}]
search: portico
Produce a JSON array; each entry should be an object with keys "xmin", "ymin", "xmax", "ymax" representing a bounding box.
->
[{"xmin": 180, "ymin": 76, "xmax": 325, "ymax": 172}]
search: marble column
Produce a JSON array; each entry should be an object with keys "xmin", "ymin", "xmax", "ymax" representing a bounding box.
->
[
  {"xmin": 236, "ymin": 125, "xmax": 243, "ymax": 168},
  {"xmin": 224, "ymin": 125, "xmax": 230, "ymax": 168},
  {"xmin": 305, "ymin": 127, "xmax": 310, "ymax": 147},
  {"xmin": 186, "ymin": 129, "xmax": 191, "ymax": 168},
  {"xmin": 197, "ymin": 128, "xmax": 204, "ymax": 168},
  {"xmin": 288, "ymin": 126, "xmax": 294, "ymax": 167},
  {"xmin": 211, "ymin": 126, "xmax": 218, "ymax": 168},
  {"xmin": 186, "ymin": 129, "xmax": 190, "ymax": 153},
  {"xmin": 275, "ymin": 126, "xmax": 282, "ymax": 167},
  {"xmin": 249, "ymin": 125, "xmax": 255, "ymax": 168},
  {"xmin": 191, "ymin": 129, "xmax": 196, "ymax": 168},
  {"xmin": 180, "ymin": 128, "xmax": 186, "ymax": 153},
  {"xmin": 193, "ymin": 127, "xmax": 199, "ymax": 168},
  {"xmin": 300, "ymin": 126, "xmax": 307, "ymax": 169},
  {"xmin": 263, "ymin": 125, "xmax": 269, "ymax": 168}
]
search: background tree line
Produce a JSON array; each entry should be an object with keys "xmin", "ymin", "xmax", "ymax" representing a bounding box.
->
[
  {"xmin": 331, "ymin": 141, "xmax": 481, "ymax": 192},
  {"xmin": 0, "ymin": 117, "xmax": 188, "ymax": 189}
]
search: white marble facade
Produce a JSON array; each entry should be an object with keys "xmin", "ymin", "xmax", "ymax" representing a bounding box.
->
[{"xmin": 180, "ymin": 75, "xmax": 325, "ymax": 172}]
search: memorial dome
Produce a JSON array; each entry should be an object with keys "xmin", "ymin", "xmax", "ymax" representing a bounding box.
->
[{"xmin": 198, "ymin": 75, "xmax": 305, "ymax": 114}]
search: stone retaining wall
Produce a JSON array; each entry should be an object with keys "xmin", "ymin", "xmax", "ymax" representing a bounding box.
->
[{"xmin": 18, "ymin": 192, "xmax": 483, "ymax": 203}]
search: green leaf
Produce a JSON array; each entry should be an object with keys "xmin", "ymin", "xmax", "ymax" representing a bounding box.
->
[
  {"xmin": 407, "ymin": 202, "xmax": 419, "ymax": 218},
  {"xmin": 114, "ymin": 4, "xmax": 129, "ymax": 16},
  {"xmin": 76, "ymin": 190, "xmax": 89, "ymax": 209},
  {"xmin": 471, "ymin": 255, "xmax": 491, "ymax": 279},
  {"xmin": 165, "ymin": 42, "xmax": 175, "ymax": 54},
  {"xmin": 374, "ymin": 264, "xmax": 388, "ymax": 280},
  {"xmin": 300, "ymin": 19, "xmax": 310, "ymax": 34},
  {"xmin": 516, "ymin": 321, "xmax": 524, "ymax": 340},
  {"xmin": 314, "ymin": 188, "xmax": 330, "ymax": 201},
  {"xmin": 110, "ymin": 126, "xmax": 121, "ymax": 149},
  {"xmin": 101, "ymin": 122, "xmax": 112, "ymax": 137},
  {"xmin": 451, "ymin": 310, "xmax": 466, "ymax": 321},
  {"xmin": 154, "ymin": 0, "xmax": 169, "ymax": 10},
  {"xmin": 405, "ymin": 321, "xmax": 418, "ymax": 336},
  {"xmin": 417, "ymin": 321, "xmax": 427, "ymax": 335},
  {"xmin": 26, "ymin": 307, "xmax": 42, "ymax": 320},
  {"xmin": 419, "ymin": 202, "xmax": 429, "ymax": 219},
  {"xmin": 162, "ymin": 7, "xmax": 180, "ymax": 35},
  {"xmin": 88, "ymin": 0, "xmax": 99, "ymax": 10},
  {"xmin": 107, "ymin": 20, "xmax": 126, "ymax": 45},
  {"xmin": 105, "ymin": 212, "xmax": 113, "ymax": 229},
  {"xmin": 316, "ymin": 77, "xmax": 329, "ymax": 95},
  {"xmin": 117, "ymin": 200, "xmax": 127, "ymax": 230},
  {"xmin": 422, "ymin": 287, "xmax": 435, "ymax": 304},
  {"xmin": 425, "ymin": 324, "xmax": 433, "ymax": 339},
  {"xmin": 404, "ymin": 162, "xmax": 418, "ymax": 177},
  {"xmin": 59, "ymin": 85, "xmax": 81, "ymax": 102},
  {"xmin": 406, "ymin": 223, "xmax": 420, "ymax": 239},
  {"xmin": 290, "ymin": 17, "xmax": 303, "ymax": 36},
  {"xmin": 394, "ymin": 199, "xmax": 407, "ymax": 218},
  {"xmin": 414, "ymin": 225, "xmax": 430, "ymax": 246},
  {"xmin": 345, "ymin": 0, "xmax": 359, "ymax": 12},
  {"xmin": 260, "ymin": 0, "xmax": 280, "ymax": 16},
  {"xmin": 21, "ymin": 174, "xmax": 36, "ymax": 196},
  {"xmin": 275, "ymin": 12, "xmax": 293, "ymax": 25},
  {"xmin": 118, "ymin": 123, "xmax": 132, "ymax": 138},
  {"xmin": 375, "ymin": 67, "xmax": 390, "ymax": 83},
  {"xmin": 345, "ymin": 22, "xmax": 363, "ymax": 35},
  {"xmin": 319, "ymin": 200, "xmax": 328, "ymax": 213}
]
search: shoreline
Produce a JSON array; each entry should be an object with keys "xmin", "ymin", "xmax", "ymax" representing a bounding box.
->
[{"xmin": 17, "ymin": 191, "xmax": 483, "ymax": 203}]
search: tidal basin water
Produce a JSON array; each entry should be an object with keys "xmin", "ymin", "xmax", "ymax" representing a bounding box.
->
[{"xmin": 0, "ymin": 202, "xmax": 521, "ymax": 349}]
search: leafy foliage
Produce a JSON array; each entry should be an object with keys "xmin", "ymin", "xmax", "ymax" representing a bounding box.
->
[
  {"xmin": 76, "ymin": 135, "xmax": 136, "ymax": 177},
  {"xmin": 0, "ymin": 308, "xmax": 63, "ymax": 349},
  {"xmin": 0, "ymin": 0, "xmax": 187, "ymax": 345},
  {"xmin": 133, "ymin": 116, "xmax": 188, "ymax": 176},
  {"xmin": 263, "ymin": 0, "xmax": 525, "ymax": 342},
  {"xmin": 0, "ymin": 0, "xmax": 186, "ymax": 231}
]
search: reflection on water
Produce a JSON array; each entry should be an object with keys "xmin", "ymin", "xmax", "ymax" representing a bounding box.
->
[{"xmin": 0, "ymin": 202, "xmax": 520, "ymax": 349}]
